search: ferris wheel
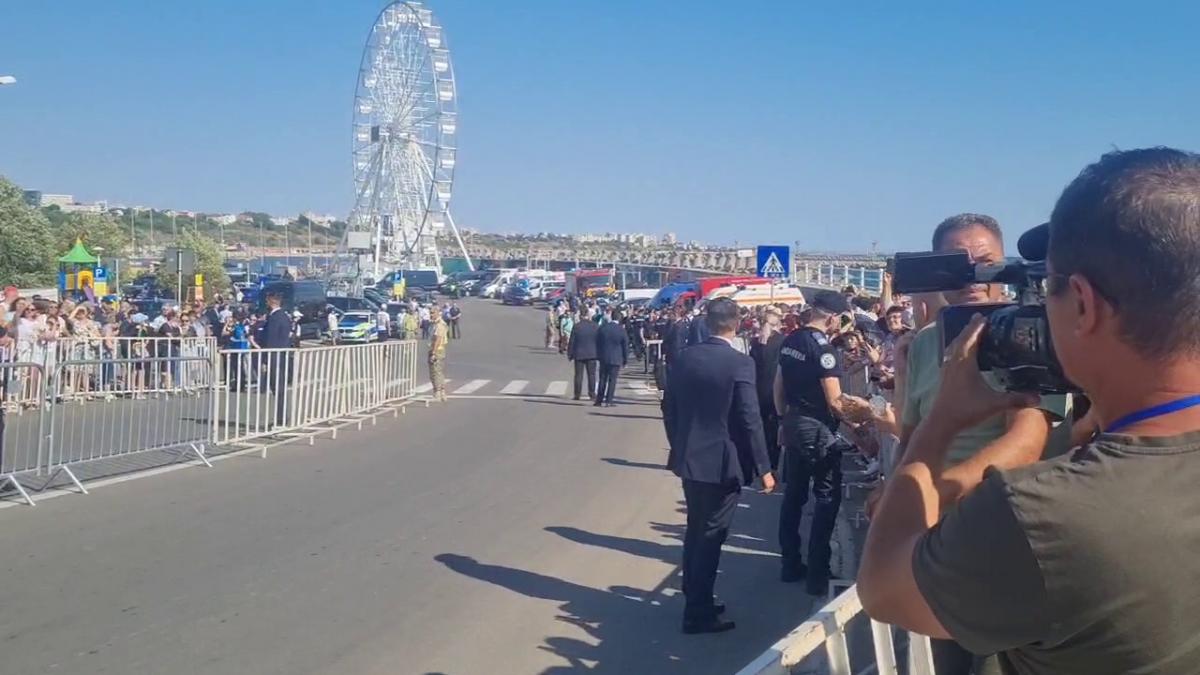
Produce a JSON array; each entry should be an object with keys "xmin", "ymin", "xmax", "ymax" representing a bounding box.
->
[{"xmin": 343, "ymin": 1, "xmax": 472, "ymax": 280}]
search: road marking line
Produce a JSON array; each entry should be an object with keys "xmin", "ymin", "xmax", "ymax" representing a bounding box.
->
[
  {"xmin": 544, "ymin": 381, "xmax": 568, "ymax": 396},
  {"xmin": 414, "ymin": 379, "xmax": 451, "ymax": 394},
  {"xmin": 452, "ymin": 379, "xmax": 490, "ymax": 395},
  {"xmin": 499, "ymin": 380, "xmax": 529, "ymax": 394}
]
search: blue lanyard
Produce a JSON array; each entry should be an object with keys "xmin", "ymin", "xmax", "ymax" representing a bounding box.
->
[{"xmin": 1105, "ymin": 394, "xmax": 1200, "ymax": 434}]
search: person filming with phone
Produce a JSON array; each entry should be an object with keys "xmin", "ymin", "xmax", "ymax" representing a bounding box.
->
[{"xmin": 860, "ymin": 148, "xmax": 1200, "ymax": 674}]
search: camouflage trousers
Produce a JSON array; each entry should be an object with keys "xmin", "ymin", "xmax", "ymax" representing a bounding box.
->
[{"xmin": 429, "ymin": 352, "xmax": 446, "ymax": 398}]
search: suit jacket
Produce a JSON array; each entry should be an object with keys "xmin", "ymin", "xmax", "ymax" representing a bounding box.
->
[
  {"xmin": 665, "ymin": 337, "xmax": 770, "ymax": 487},
  {"xmin": 596, "ymin": 322, "xmax": 628, "ymax": 366},
  {"xmin": 263, "ymin": 308, "xmax": 293, "ymax": 349},
  {"xmin": 686, "ymin": 316, "xmax": 711, "ymax": 347},
  {"xmin": 663, "ymin": 319, "xmax": 689, "ymax": 364},
  {"xmin": 749, "ymin": 331, "xmax": 786, "ymax": 414},
  {"xmin": 569, "ymin": 319, "xmax": 600, "ymax": 361}
]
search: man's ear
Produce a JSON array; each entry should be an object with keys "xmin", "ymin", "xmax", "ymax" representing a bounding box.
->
[{"xmin": 1070, "ymin": 274, "xmax": 1103, "ymax": 337}]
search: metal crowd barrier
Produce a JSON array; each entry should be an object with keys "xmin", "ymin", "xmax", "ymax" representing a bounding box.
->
[
  {"xmin": 644, "ymin": 339, "xmax": 663, "ymax": 375},
  {"xmin": 14, "ymin": 336, "xmax": 218, "ymax": 399},
  {"xmin": 43, "ymin": 356, "xmax": 216, "ymax": 496},
  {"xmin": 0, "ymin": 340, "xmax": 419, "ymax": 506},
  {"xmin": 735, "ymin": 584, "xmax": 934, "ymax": 675},
  {"xmin": 212, "ymin": 340, "xmax": 420, "ymax": 451},
  {"xmin": 0, "ymin": 362, "xmax": 48, "ymax": 504}
]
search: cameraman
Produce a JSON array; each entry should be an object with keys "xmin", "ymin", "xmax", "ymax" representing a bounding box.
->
[
  {"xmin": 859, "ymin": 148, "xmax": 1200, "ymax": 674},
  {"xmin": 879, "ymin": 213, "xmax": 1068, "ymax": 675}
]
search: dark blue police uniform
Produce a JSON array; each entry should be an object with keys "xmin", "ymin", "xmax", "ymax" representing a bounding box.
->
[{"xmin": 776, "ymin": 325, "xmax": 846, "ymax": 593}]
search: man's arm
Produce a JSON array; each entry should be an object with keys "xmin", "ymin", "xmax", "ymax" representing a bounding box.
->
[
  {"xmin": 734, "ymin": 358, "xmax": 773, "ymax": 485},
  {"xmin": 936, "ymin": 408, "xmax": 1051, "ymax": 507},
  {"xmin": 820, "ymin": 377, "xmax": 871, "ymax": 423}
]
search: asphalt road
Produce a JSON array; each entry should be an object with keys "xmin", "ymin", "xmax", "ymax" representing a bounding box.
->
[{"xmin": 0, "ymin": 297, "xmax": 842, "ymax": 675}]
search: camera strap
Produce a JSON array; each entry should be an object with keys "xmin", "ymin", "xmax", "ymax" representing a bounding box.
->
[{"xmin": 1105, "ymin": 394, "xmax": 1200, "ymax": 434}]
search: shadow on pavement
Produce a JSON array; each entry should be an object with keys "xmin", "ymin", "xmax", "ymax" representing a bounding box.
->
[
  {"xmin": 601, "ymin": 457, "xmax": 666, "ymax": 470},
  {"xmin": 588, "ymin": 412, "xmax": 660, "ymax": 420},
  {"xmin": 435, "ymin": 488, "xmax": 819, "ymax": 674}
]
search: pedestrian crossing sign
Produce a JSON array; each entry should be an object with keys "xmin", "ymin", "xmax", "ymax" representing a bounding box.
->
[{"xmin": 756, "ymin": 245, "xmax": 790, "ymax": 279}]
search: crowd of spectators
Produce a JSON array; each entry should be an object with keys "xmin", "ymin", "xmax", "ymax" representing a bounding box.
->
[{"xmin": 0, "ymin": 285, "xmax": 290, "ymax": 401}]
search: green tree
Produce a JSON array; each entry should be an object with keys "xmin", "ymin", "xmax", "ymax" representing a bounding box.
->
[
  {"xmin": 0, "ymin": 177, "xmax": 57, "ymax": 287},
  {"xmin": 156, "ymin": 230, "xmax": 230, "ymax": 300},
  {"xmin": 50, "ymin": 211, "xmax": 130, "ymax": 261}
]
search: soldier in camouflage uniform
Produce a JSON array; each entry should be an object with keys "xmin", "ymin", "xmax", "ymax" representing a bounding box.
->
[{"xmin": 428, "ymin": 310, "xmax": 449, "ymax": 402}]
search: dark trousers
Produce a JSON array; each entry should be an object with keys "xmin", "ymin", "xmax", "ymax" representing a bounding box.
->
[
  {"xmin": 681, "ymin": 479, "xmax": 739, "ymax": 620},
  {"xmin": 450, "ymin": 319, "xmax": 460, "ymax": 339},
  {"xmin": 761, "ymin": 405, "xmax": 781, "ymax": 471},
  {"xmin": 573, "ymin": 359, "xmax": 597, "ymax": 399},
  {"xmin": 778, "ymin": 415, "xmax": 843, "ymax": 593},
  {"xmin": 596, "ymin": 363, "xmax": 619, "ymax": 404}
]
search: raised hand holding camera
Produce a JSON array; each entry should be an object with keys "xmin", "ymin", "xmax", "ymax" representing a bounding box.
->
[{"xmin": 931, "ymin": 313, "xmax": 1040, "ymax": 430}]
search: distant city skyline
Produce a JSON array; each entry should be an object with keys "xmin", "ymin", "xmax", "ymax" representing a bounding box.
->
[{"xmin": 3, "ymin": 2, "xmax": 1199, "ymax": 251}]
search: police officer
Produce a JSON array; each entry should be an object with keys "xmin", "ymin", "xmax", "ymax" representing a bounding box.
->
[{"xmin": 773, "ymin": 290, "xmax": 871, "ymax": 594}]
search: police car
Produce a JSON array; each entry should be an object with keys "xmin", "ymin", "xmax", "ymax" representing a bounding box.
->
[{"xmin": 337, "ymin": 310, "xmax": 380, "ymax": 343}]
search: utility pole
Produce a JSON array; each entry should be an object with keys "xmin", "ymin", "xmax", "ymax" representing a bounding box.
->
[
  {"xmin": 171, "ymin": 211, "xmax": 177, "ymax": 239},
  {"xmin": 259, "ymin": 218, "xmax": 265, "ymax": 274},
  {"xmin": 284, "ymin": 219, "xmax": 290, "ymax": 267},
  {"xmin": 308, "ymin": 217, "xmax": 314, "ymax": 272},
  {"xmin": 149, "ymin": 209, "xmax": 155, "ymax": 252},
  {"xmin": 129, "ymin": 207, "xmax": 137, "ymax": 257},
  {"xmin": 175, "ymin": 249, "xmax": 183, "ymax": 306}
]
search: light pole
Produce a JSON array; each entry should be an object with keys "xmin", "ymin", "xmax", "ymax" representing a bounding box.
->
[{"xmin": 129, "ymin": 207, "xmax": 137, "ymax": 257}]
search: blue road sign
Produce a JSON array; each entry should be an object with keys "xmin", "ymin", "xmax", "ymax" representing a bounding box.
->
[{"xmin": 756, "ymin": 245, "xmax": 790, "ymax": 279}]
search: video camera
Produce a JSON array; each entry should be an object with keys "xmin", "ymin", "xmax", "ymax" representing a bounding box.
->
[{"xmin": 891, "ymin": 225, "xmax": 1077, "ymax": 394}]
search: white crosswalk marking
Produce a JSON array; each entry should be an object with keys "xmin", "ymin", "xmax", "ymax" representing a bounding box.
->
[
  {"xmin": 499, "ymin": 380, "xmax": 529, "ymax": 394},
  {"xmin": 415, "ymin": 379, "xmax": 451, "ymax": 394},
  {"xmin": 544, "ymin": 381, "xmax": 568, "ymax": 396},
  {"xmin": 452, "ymin": 379, "xmax": 490, "ymax": 395}
]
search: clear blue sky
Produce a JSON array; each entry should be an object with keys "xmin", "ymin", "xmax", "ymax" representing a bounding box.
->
[{"xmin": 2, "ymin": 1, "xmax": 1197, "ymax": 251}]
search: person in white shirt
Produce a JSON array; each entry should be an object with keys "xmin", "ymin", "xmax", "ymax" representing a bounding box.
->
[
  {"xmin": 327, "ymin": 309, "xmax": 340, "ymax": 344},
  {"xmin": 376, "ymin": 307, "xmax": 390, "ymax": 340}
]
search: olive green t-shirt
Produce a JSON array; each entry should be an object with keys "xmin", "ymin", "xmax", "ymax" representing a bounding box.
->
[
  {"xmin": 902, "ymin": 323, "xmax": 1069, "ymax": 465},
  {"xmin": 914, "ymin": 431, "xmax": 1200, "ymax": 675}
]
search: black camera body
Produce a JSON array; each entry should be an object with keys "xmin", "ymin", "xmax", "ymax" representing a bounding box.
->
[{"xmin": 892, "ymin": 251, "xmax": 1077, "ymax": 394}]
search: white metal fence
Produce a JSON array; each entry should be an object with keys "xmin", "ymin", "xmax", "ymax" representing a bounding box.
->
[
  {"xmin": 736, "ymin": 584, "xmax": 934, "ymax": 675},
  {"xmin": 212, "ymin": 341, "xmax": 419, "ymax": 450},
  {"xmin": 0, "ymin": 339, "xmax": 421, "ymax": 506},
  {"xmin": 797, "ymin": 264, "xmax": 886, "ymax": 295}
]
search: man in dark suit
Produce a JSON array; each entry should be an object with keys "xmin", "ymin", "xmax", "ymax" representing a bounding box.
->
[
  {"xmin": 261, "ymin": 292, "xmax": 293, "ymax": 425},
  {"xmin": 594, "ymin": 309, "xmax": 628, "ymax": 407},
  {"xmin": 665, "ymin": 297, "xmax": 775, "ymax": 634},
  {"xmin": 685, "ymin": 306, "xmax": 711, "ymax": 347},
  {"xmin": 568, "ymin": 312, "xmax": 600, "ymax": 401}
]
